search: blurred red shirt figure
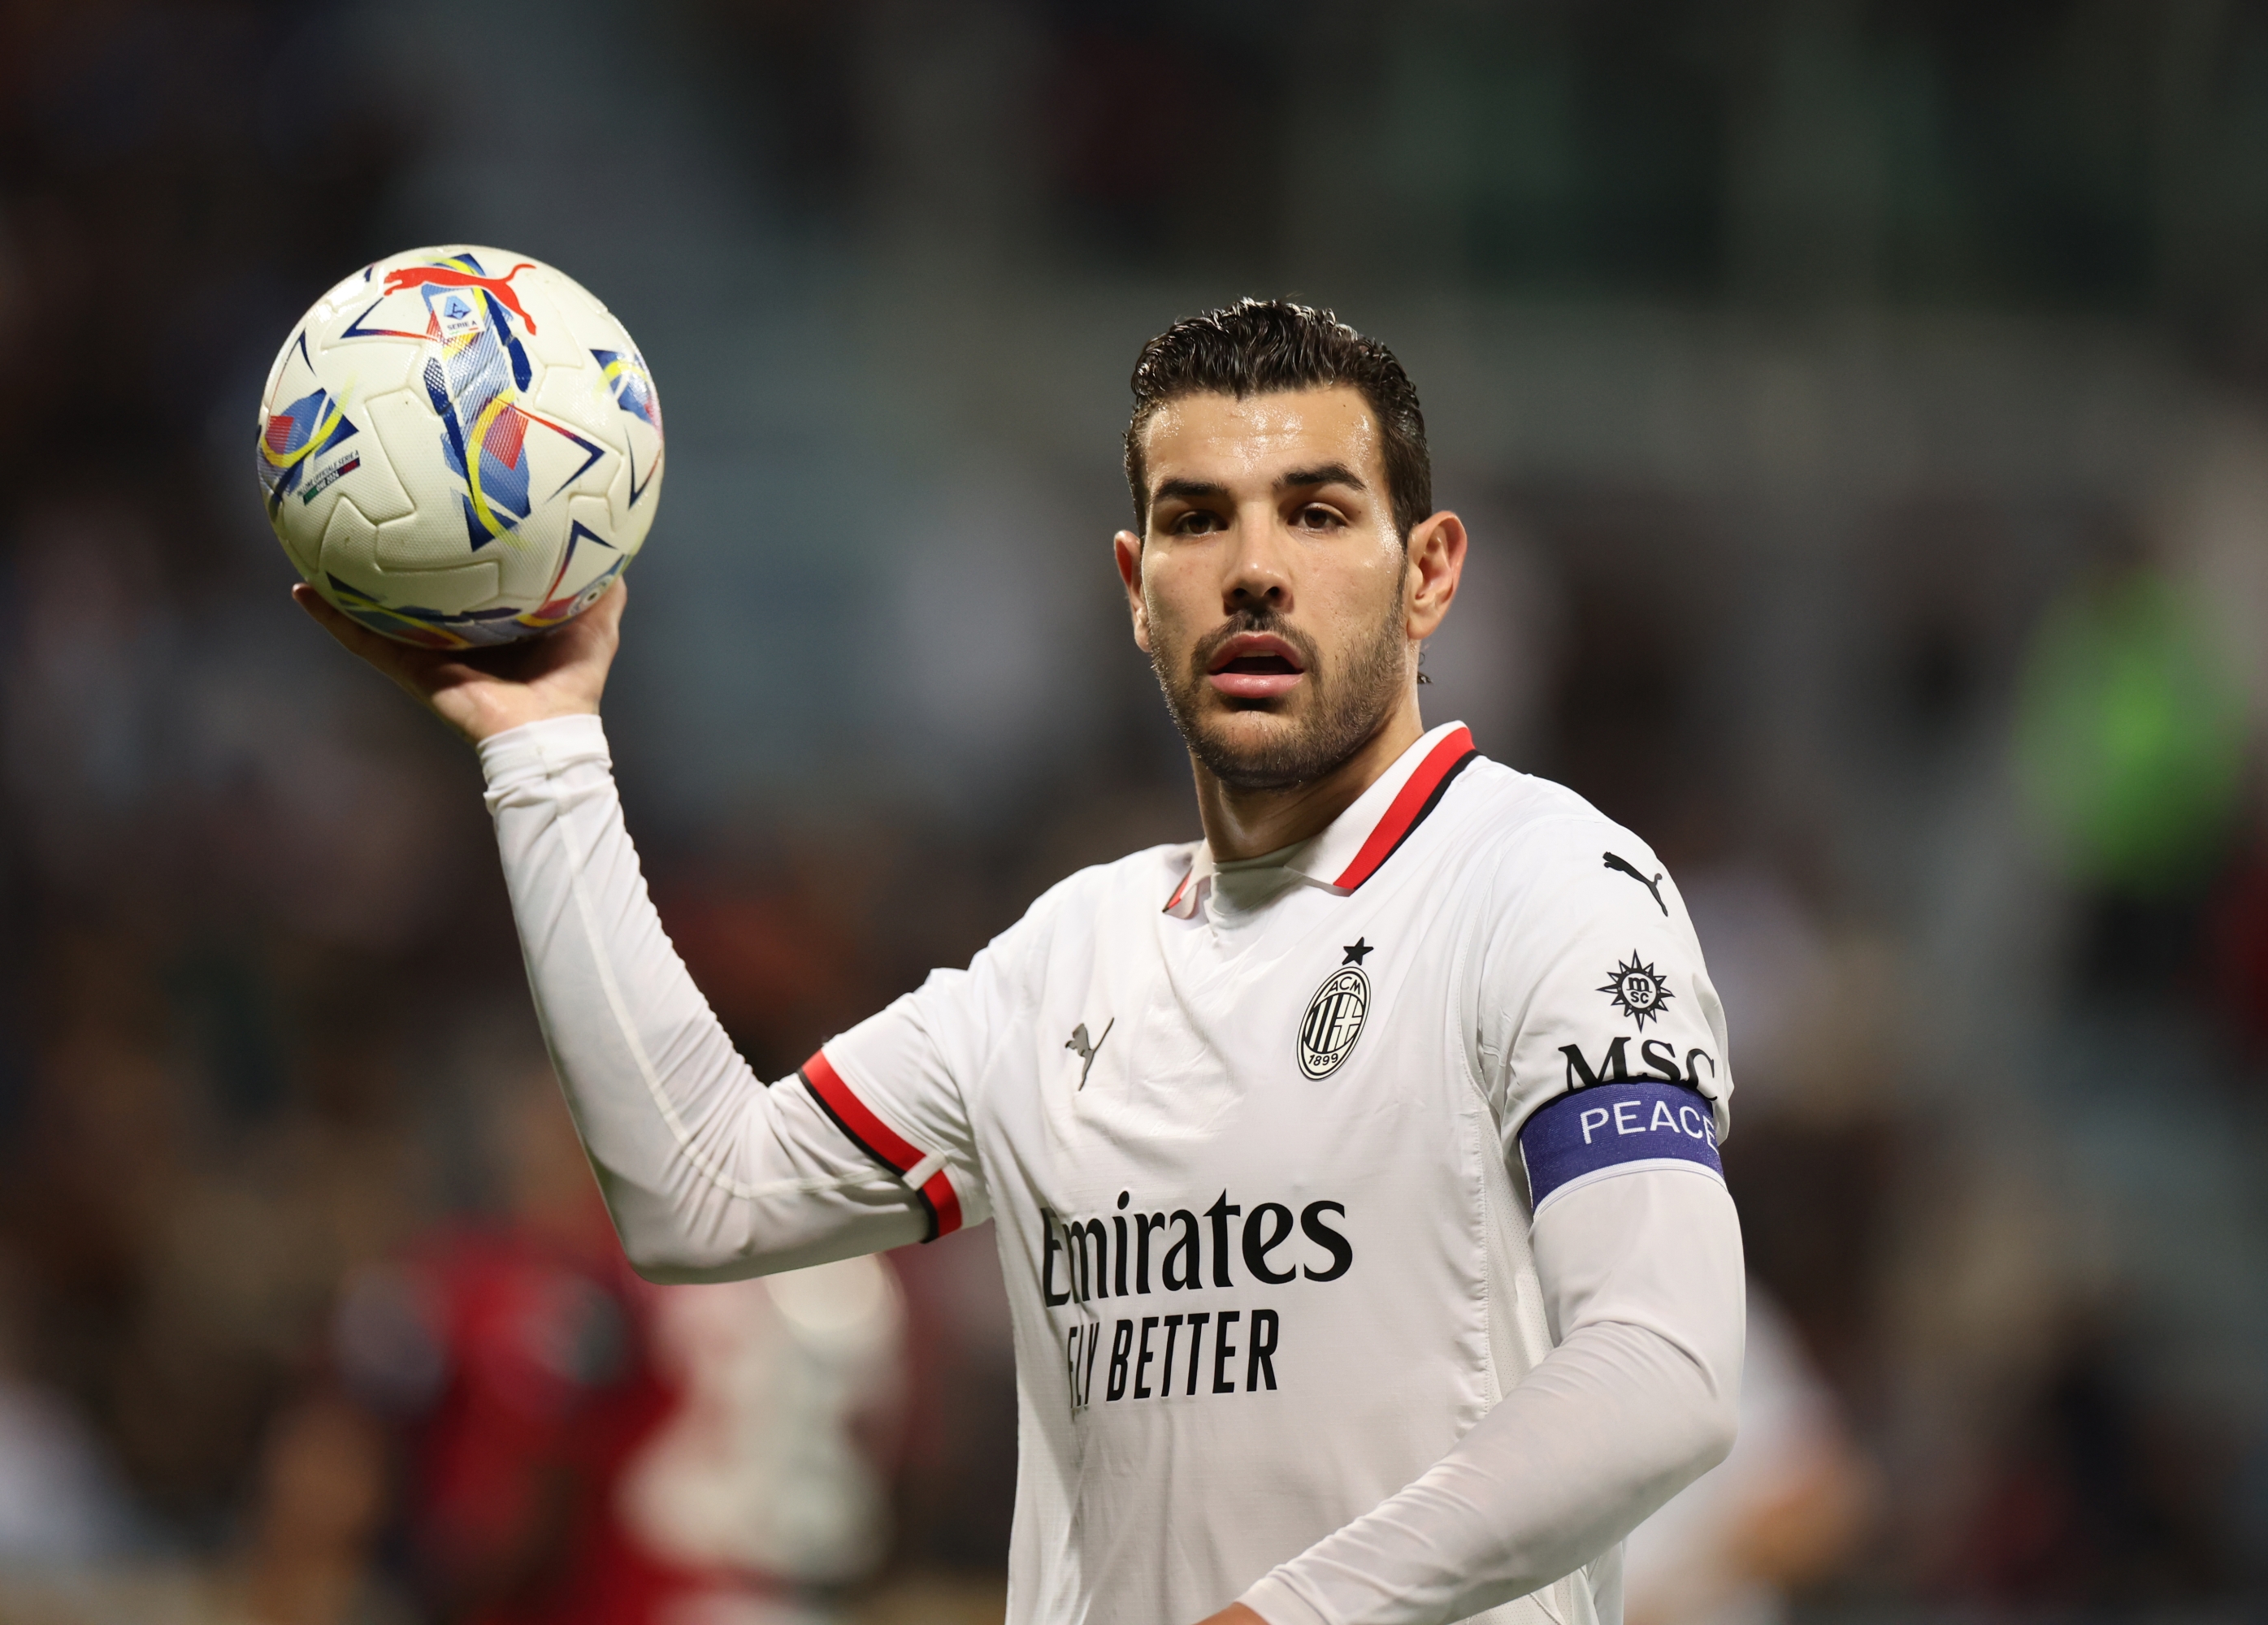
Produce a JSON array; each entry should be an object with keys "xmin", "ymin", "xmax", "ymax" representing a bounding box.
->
[{"xmin": 335, "ymin": 1072, "xmax": 904, "ymax": 1625}]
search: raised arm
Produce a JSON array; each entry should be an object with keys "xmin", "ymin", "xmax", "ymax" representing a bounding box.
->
[{"xmin": 293, "ymin": 584, "xmax": 931, "ymax": 1278}]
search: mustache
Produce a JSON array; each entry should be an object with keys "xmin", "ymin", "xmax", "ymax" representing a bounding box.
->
[{"xmin": 1186, "ymin": 609, "xmax": 1322, "ymax": 679}]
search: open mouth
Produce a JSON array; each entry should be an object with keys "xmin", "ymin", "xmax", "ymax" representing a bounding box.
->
[
  {"xmin": 1206, "ymin": 633, "xmax": 1307, "ymax": 701},
  {"xmin": 1218, "ymin": 652, "xmax": 1300, "ymax": 676}
]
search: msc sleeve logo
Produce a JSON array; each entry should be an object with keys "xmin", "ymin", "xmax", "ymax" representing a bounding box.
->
[
  {"xmin": 1518, "ymin": 1081, "xmax": 1724, "ymax": 1215},
  {"xmin": 1598, "ymin": 954, "xmax": 1672, "ymax": 1027}
]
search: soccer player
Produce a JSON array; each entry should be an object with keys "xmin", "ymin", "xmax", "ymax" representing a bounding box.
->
[{"xmin": 297, "ymin": 301, "xmax": 1745, "ymax": 1625}]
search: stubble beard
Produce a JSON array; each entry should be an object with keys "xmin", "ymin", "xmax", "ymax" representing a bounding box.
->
[{"xmin": 1151, "ymin": 593, "xmax": 1412, "ymax": 792}]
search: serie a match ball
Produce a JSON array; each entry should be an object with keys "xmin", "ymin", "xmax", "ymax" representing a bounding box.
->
[{"xmin": 256, "ymin": 245, "xmax": 663, "ymax": 648}]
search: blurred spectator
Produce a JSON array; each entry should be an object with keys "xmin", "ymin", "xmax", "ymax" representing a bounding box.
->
[
  {"xmin": 211, "ymin": 1393, "xmax": 408, "ymax": 1625},
  {"xmin": 2014, "ymin": 558, "xmax": 2247, "ymax": 988},
  {"xmin": 1941, "ymin": 1314, "xmax": 2243, "ymax": 1608},
  {"xmin": 2208, "ymin": 829, "xmax": 2268, "ymax": 1046},
  {"xmin": 0, "ymin": 503, "xmax": 177, "ymax": 897},
  {"xmin": 336, "ymin": 1063, "xmax": 905, "ymax": 1625},
  {"xmin": 1679, "ymin": 860, "xmax": 1898, "ymax": 1124},
  {"xmin": 658, "ymin": 843, "xmax": 878, "ymax": 1082},
  {"xmin": 619, "ymin": 1257, "xmax": 905, "ymax": 1601},
  {"xmin": 0, "ymin": 1250, "xmax": 138, "ymax": 1570},
  {"xmin": 1683, "ymin": 855, "xmax": 1906, "ymax": 1405},
  {"xmin": 1624, "ymin": 1287, "xmax": 1873, "ymax": 1625},
  {"xmin": 883, "ymin": 1226, "xmax": 1018, "ymax": 1583},
  {"xmin": 336, "ymin": 1066, "xmax": 698, "ymax": 1623}
]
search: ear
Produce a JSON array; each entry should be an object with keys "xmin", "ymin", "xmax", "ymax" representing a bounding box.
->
[
  {"xmin": 1403, "ymin": 510, "xmax": 1467, "ymax": 642},
  {"xmin": 1113, "ymin": 528, "xmax": 1151, "ymax": 652}
]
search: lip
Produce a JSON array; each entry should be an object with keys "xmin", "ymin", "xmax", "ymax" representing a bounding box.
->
[{"xmin": 1205, "ymin": 632, "xmax": 1307, "ymax": 701}]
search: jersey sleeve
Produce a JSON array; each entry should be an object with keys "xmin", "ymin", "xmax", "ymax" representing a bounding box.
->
[
  {"xmin": 481, "ymin": 715, "xmax": 956, "ymax": 1282},
  {"xmin": 803, "ymin": 945, "xmax": 1017, "ymax": 1242},
  {"xmin": 1475, "ymin": 817, "xmax": 1733, "ymax": 1211},
  {"xmin": 1238, "ymin": 1158, "xmax": 1745, "ymax": 1625}
]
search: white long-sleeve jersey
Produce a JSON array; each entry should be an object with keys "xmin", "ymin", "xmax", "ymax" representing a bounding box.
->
[{"xmin": 481, "ymin": 714, "xmax": 1744, "ymax": 1625}]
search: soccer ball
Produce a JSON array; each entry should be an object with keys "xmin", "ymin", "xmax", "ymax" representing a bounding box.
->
[{"xmin": 256, "ymin": 245, "xmax": 664, "ymax": 648}]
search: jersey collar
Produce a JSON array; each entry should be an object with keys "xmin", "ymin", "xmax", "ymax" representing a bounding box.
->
[{"xmin": 1164, "ymin": 722, "xmax": 1478, "ymax": 918}]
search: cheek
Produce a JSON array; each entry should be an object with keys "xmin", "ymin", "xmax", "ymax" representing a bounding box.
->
[
  {"xmin": 1138, "ymin": 580, "xmax": 1190, "ymax": 661},
  {"xmin": 1316, "ymin": 544, "xmax": 1407, "ymax": 618},
  {"xmin": 1141, "ymin": 557, "xmax": 1209, "ymax": 640}
]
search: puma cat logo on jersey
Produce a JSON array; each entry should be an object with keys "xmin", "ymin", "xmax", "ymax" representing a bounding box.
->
[
  {"xmin": 1065, "ymin": 1019, "xmax": 1114, "ymax": 1089},
  {"xmin": 1602, "ymin": 852, "xmax": 1667, "ymax": 915}
]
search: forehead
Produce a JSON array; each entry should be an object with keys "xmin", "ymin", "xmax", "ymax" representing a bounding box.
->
[{"xmin": 1139, "ymin": 386, "xmax": 1382, "ymax": 492}]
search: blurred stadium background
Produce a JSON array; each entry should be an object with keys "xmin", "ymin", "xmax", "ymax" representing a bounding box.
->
[{"xmin": 3, "ymin": 1, "xmax": 2268, "ymax": 1620}]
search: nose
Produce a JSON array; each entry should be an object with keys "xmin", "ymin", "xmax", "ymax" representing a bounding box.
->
[{"xmin": 1223, "ymin": 503, "xmax": 1291, "ymax": 615}]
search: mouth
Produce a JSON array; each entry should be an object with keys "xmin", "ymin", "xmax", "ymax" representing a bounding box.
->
[{"xmin": 1205, "ymin": 632, "xmax": 1307, "ymax": 702}]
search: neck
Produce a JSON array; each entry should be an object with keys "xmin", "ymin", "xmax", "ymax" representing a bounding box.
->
[{"xmin": 1191, "ymin": 692, "xmax": 1425, "ymax": 861}]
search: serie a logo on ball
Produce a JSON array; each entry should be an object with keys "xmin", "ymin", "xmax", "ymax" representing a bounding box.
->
[{"xmin": 1298, "ymin": 967, "xmax": 1370, "ymax": 1080}]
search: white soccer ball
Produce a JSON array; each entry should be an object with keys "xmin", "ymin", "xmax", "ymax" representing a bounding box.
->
[{"xmin": 257, "ymin": 245, "xmax": 664, "ymax": 648}]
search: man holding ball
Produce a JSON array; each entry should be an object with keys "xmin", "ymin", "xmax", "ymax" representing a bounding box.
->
[{"xmin": 299, "ymin": 301, "xmax": 1745, "ymax": 1625}]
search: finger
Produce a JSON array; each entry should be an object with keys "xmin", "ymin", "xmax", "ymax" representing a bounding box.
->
[
  {"xmin": 581, "ymin": 575, "xmax": 628, "ymax": 637},
  {"xmin": 293, "ymin": 580, "xmax": 365, "ymax": 641},
  {"xmin": 533, "ymin": 575, "xmax": 628, "ymax": 668},
  {"xmin": 292, "ymin": 583, "xmax": 422, "ymax": 678}
]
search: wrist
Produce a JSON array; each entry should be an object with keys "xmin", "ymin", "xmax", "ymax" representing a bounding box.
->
[
  {"xmin": 476, "ymin": 712, "xmax": 610, "ymax": 789},
  {"xmin": 453, "ymin": 692, "xmax": 601, "ymax": 745}
]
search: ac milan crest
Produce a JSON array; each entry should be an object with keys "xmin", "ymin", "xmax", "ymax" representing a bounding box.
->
[{"xmin": 1298, "ymin": 951, "xmax": 1373, "ymax": 1080}]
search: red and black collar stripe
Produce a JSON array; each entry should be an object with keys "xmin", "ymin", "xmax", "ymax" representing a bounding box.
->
[{"xmin": 1329, "ymin": 726, "xmax": 1477, "ymax": 890}]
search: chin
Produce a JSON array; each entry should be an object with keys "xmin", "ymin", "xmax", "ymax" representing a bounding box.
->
[
  {"xmin": 1197, "ymin": 700, "xmax": 1302, "ymax": 748},
  {"xmin": 1185, "ymin": 704, "xmax": 1342, "ymax": 791}
]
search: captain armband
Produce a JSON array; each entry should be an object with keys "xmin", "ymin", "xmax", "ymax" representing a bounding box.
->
[{"xmin": 1517, "ymin": 1081, "xmax": 1724, "ymax": 1216}]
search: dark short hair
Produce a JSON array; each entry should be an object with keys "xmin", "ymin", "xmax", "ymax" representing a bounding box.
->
[{"xmin": 1124, "ymin": 299, "xmax": 1433, "ymax": 544}]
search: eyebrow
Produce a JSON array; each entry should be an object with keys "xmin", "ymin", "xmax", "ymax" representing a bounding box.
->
[
  {"xmin": 1150, "ymin": 476, "xmax": 1231, "ymax": 507},
  {"xmin": 1276, "ymin": 463, "xmax": 1368, "ymax": 493},
  {"xmin": 1148, "ymin": 464, "xmax": 1370, "ymax": 508}
]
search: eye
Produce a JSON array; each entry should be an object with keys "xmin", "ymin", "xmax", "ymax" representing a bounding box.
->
[
  {"xmin": 1170, "ymin": 509, "xmax": 1225, "ymax": 535},
  {"xmin": 1294, "ymin": 503, "xmax": 1346, "ymax": 531}
]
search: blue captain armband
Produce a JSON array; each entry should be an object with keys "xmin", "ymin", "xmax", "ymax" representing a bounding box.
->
[{"xmin": 1519, "ymin": 1081, "xmax": 1724, "ymax": 1216}]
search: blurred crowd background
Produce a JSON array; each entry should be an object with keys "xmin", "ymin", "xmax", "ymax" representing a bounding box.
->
[{"xmin": 4, "ymin": 1, "xmax": 2268, "ymax": 1620}]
